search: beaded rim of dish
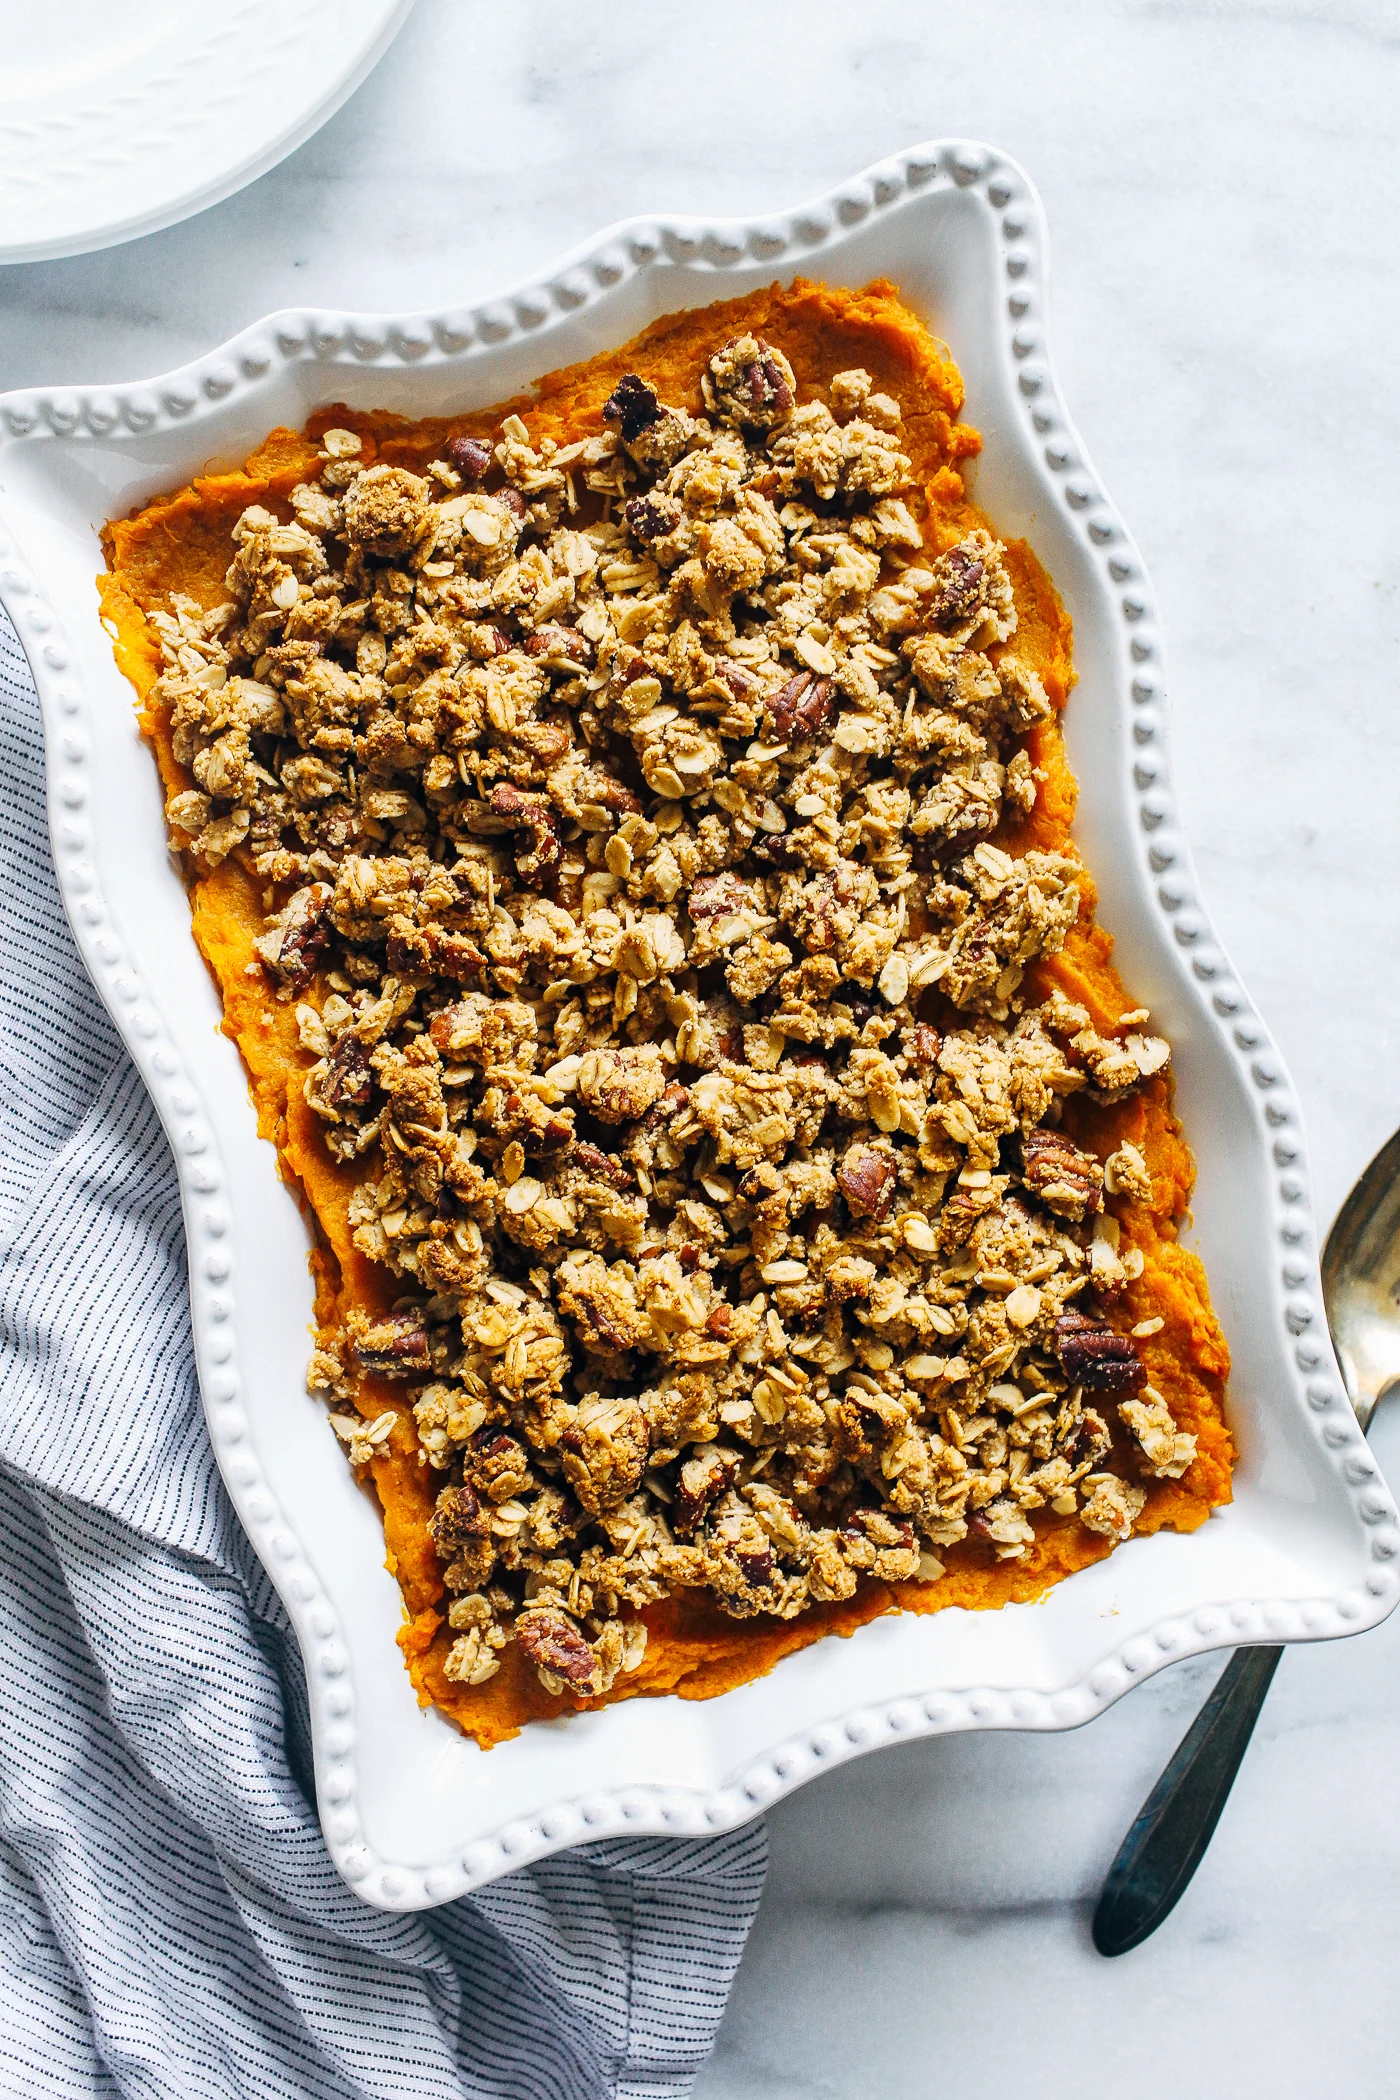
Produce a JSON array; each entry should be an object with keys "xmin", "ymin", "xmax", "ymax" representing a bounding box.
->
[{"xmin": 2, "ymin": 139, "xmax": 1396, "ymax": 1912}]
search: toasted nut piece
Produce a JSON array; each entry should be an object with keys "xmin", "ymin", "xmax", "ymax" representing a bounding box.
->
[
  {"xmin": 515, "ymin": 1608, "xmax": 597, "ymax": 1687},
  {"xmin": 430, "ymin": 1482, "xmax": 490, "ymax": 1556},
  {"xmin": 524, "ymin": 623, "xmax": 593, "ymax": 667},
  {"xmin": 347, "ymin": 1309, "xmax": 431, "ymax": 1376},
  {"xmin": 672, "ymin": 1443, "xmax": 742, "ymax": 1539},
  {"xmin": 703, "ymin": 334, "xmax": 796, "ymax": 430},
  {"xmin": 927, "ymin": 542, "xmax": 985, "ymax": 627},
  {"xmin": 1020, "ymin": 1127, "xmax": 1104, "ymax": 1221},
  {"xmin": 445, "ymin": 435, "xmax": 493, "ymax": 483},
  {"xmin": 767, "ymin": 669, "xmax": 837, "ymax": 743},
  {"xmin": 838, "ymin": 1144, "xmax": 898, "ymax": 1221},
  {"xmin": 1054, "ymin": 1311, "xmax": 1146, "ymax": 1392}
]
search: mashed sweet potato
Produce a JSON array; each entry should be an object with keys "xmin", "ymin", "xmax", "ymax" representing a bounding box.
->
[{"xmin": 100, "ymin": 279, "xmax": 1232, "ymax": 1747}]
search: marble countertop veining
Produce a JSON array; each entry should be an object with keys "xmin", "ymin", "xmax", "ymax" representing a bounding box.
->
[{"xmin": 4, "ymin": 2, "xmax": 1399, "ymax": 2091}]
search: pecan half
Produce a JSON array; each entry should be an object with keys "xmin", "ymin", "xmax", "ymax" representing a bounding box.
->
[
  {"xmin": 571, "ymin": 1141, "xmax": 635, "ymax": 1190},
  {"xmin": 462, "ymin": 1426, "xmax": 531, "ymax": 1499},
  {"xmin": 350, "ymin": 1310, "xmax": 431, "ymax": 1377},
  {"xmin": 1021, "ymin": 1127, "xmax": 1104, "ymax": 1221},
  {"xmin": 1054, "ymin": 1312, "xmax": 1145, "ymax": 1392},
  {"xmin": 838, "ymin": 1144, "xmax": 898, "ymax": 1221},
  {"xmin": 445, "ymin": 435, "xmax": 493, "ymax": 484},
  {"xmin": 601, "ymin": 371, "xmax": 661, "ymax": 443},
  {"xmin": 258, "ymin": 882, "xmax": 332, "ymax": 991},
  {"xmin": 768, "ymin": 669, "xmax": 837, "ymax": 742},
  {"xmin": 688, "ymin": 870, "xmax": 750, "ymax": 922},
  {"xmin": 515, "ymin": 1608, "xmax": 598, "ymax": 1688},
  {"xmin": 323, "ymin": 1031, "xmax": 373, "ymax": 1110},
  {"xmin": 673, "ymin": 1443, "xmax": 743, "ymax": 1539},
  {"xmin": 928, "ymin": 546, "xmax": 985, "ymax": 628},
  {"xmin": 711, "ymin": 337, "xmax": 795, "ymax": 427},
  {"xmin": 745, "ymin": 346, "xmax": 794, "ymax": 419},
  {"xmin": 523, "ymin": 623, "xmax": 593, "ymax": 667},
  {"xmin": 430, "ymin": 1482, "xmax": 490, "ymax": 1556}
]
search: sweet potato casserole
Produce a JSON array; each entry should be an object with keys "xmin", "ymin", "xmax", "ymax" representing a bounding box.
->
[{"xmin": 101, "ymin": 280, "xmax": 1232, "ymax": 1746}]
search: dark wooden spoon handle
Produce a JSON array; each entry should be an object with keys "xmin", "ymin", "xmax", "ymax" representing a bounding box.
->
[{"xmin": 1092, "ymin": 1643, "xmax": 1283, "ymax": 1956}]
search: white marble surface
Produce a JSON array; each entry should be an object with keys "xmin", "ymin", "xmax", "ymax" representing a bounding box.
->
[{"xmin": 5, "ymin": 1, "xmax": 1400, "ymax": 2090}]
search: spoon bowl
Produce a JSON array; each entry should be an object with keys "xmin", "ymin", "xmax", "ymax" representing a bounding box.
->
[{"xmin": 1322, "ymin": 1122, "xmax": 1400, "ymax": 1430}]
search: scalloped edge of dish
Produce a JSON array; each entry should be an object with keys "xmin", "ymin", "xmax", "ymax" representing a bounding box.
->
[{"xmin": 2, "ymin": 137, "xmax": 1396, "ymax": 1911}]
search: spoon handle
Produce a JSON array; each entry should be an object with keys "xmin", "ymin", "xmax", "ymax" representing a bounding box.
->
[{"xmin": 1091, "ymin": 1643, "xmax": 1283, "ymax": 1956}]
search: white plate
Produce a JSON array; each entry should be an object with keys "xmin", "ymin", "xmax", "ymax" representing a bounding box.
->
[
  {"xmin": 0, "ymin": 0, "xmax": 416, "ymax": 265},
  {"xmin": 1, "ymin": 141, "xmax": 1395, "ymax": 1912}
]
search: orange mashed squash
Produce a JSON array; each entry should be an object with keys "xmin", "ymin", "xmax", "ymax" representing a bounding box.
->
[{"xmin": 100, "ymin": 278, "xmax": 1232, "ymax": 1747}]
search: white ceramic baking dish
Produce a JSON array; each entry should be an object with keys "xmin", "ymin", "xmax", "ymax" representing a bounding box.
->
[{"xmin": 2, "ymin": 140, "xmax": 1394, "ymax": 1912}]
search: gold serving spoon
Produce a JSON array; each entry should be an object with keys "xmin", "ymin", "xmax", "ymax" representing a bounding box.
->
[{"xmin": 1092, "ymin": 1125, "xmax": 1400, "ymax": 1955}]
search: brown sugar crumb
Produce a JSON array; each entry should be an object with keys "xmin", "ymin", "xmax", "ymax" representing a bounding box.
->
[{"xmin": 108, "ymin": 285, "xmax": 1231, "ymax": 1730}]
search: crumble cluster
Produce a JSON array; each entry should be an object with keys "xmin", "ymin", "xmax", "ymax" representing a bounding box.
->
[{"xmin": 145, "ymin": 333, "xmax": 1195, "ymax": 1701}]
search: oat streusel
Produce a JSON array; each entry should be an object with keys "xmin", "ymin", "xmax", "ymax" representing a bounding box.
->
[{"xmin": 103, "ymin": 280, "xmax": 1232, "ymax": 1738}]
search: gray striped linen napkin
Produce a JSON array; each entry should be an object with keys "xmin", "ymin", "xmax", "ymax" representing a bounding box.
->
[{"xmin": 0, "ymin": 607, "xmax": 766, "ymax": 2100}]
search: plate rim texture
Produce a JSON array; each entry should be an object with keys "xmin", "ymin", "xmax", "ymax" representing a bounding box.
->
[
  {"xmin": 1, "ymin": 139, "xmax": 1395, "ymax": 1912},
  {"xmin": 0, "ymin": 0, "xmax": 417, "ymax": 265}
]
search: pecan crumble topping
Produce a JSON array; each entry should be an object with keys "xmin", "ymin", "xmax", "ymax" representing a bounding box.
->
[{"xmin": 139, "ymin": 328, "xmax": 1200, "ymax": 1706}]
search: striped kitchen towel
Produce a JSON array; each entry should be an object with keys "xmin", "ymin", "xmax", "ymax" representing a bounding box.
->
[{"xmin": 0, "ymin": 605, "xmax": 766, "ymax": 2100}]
